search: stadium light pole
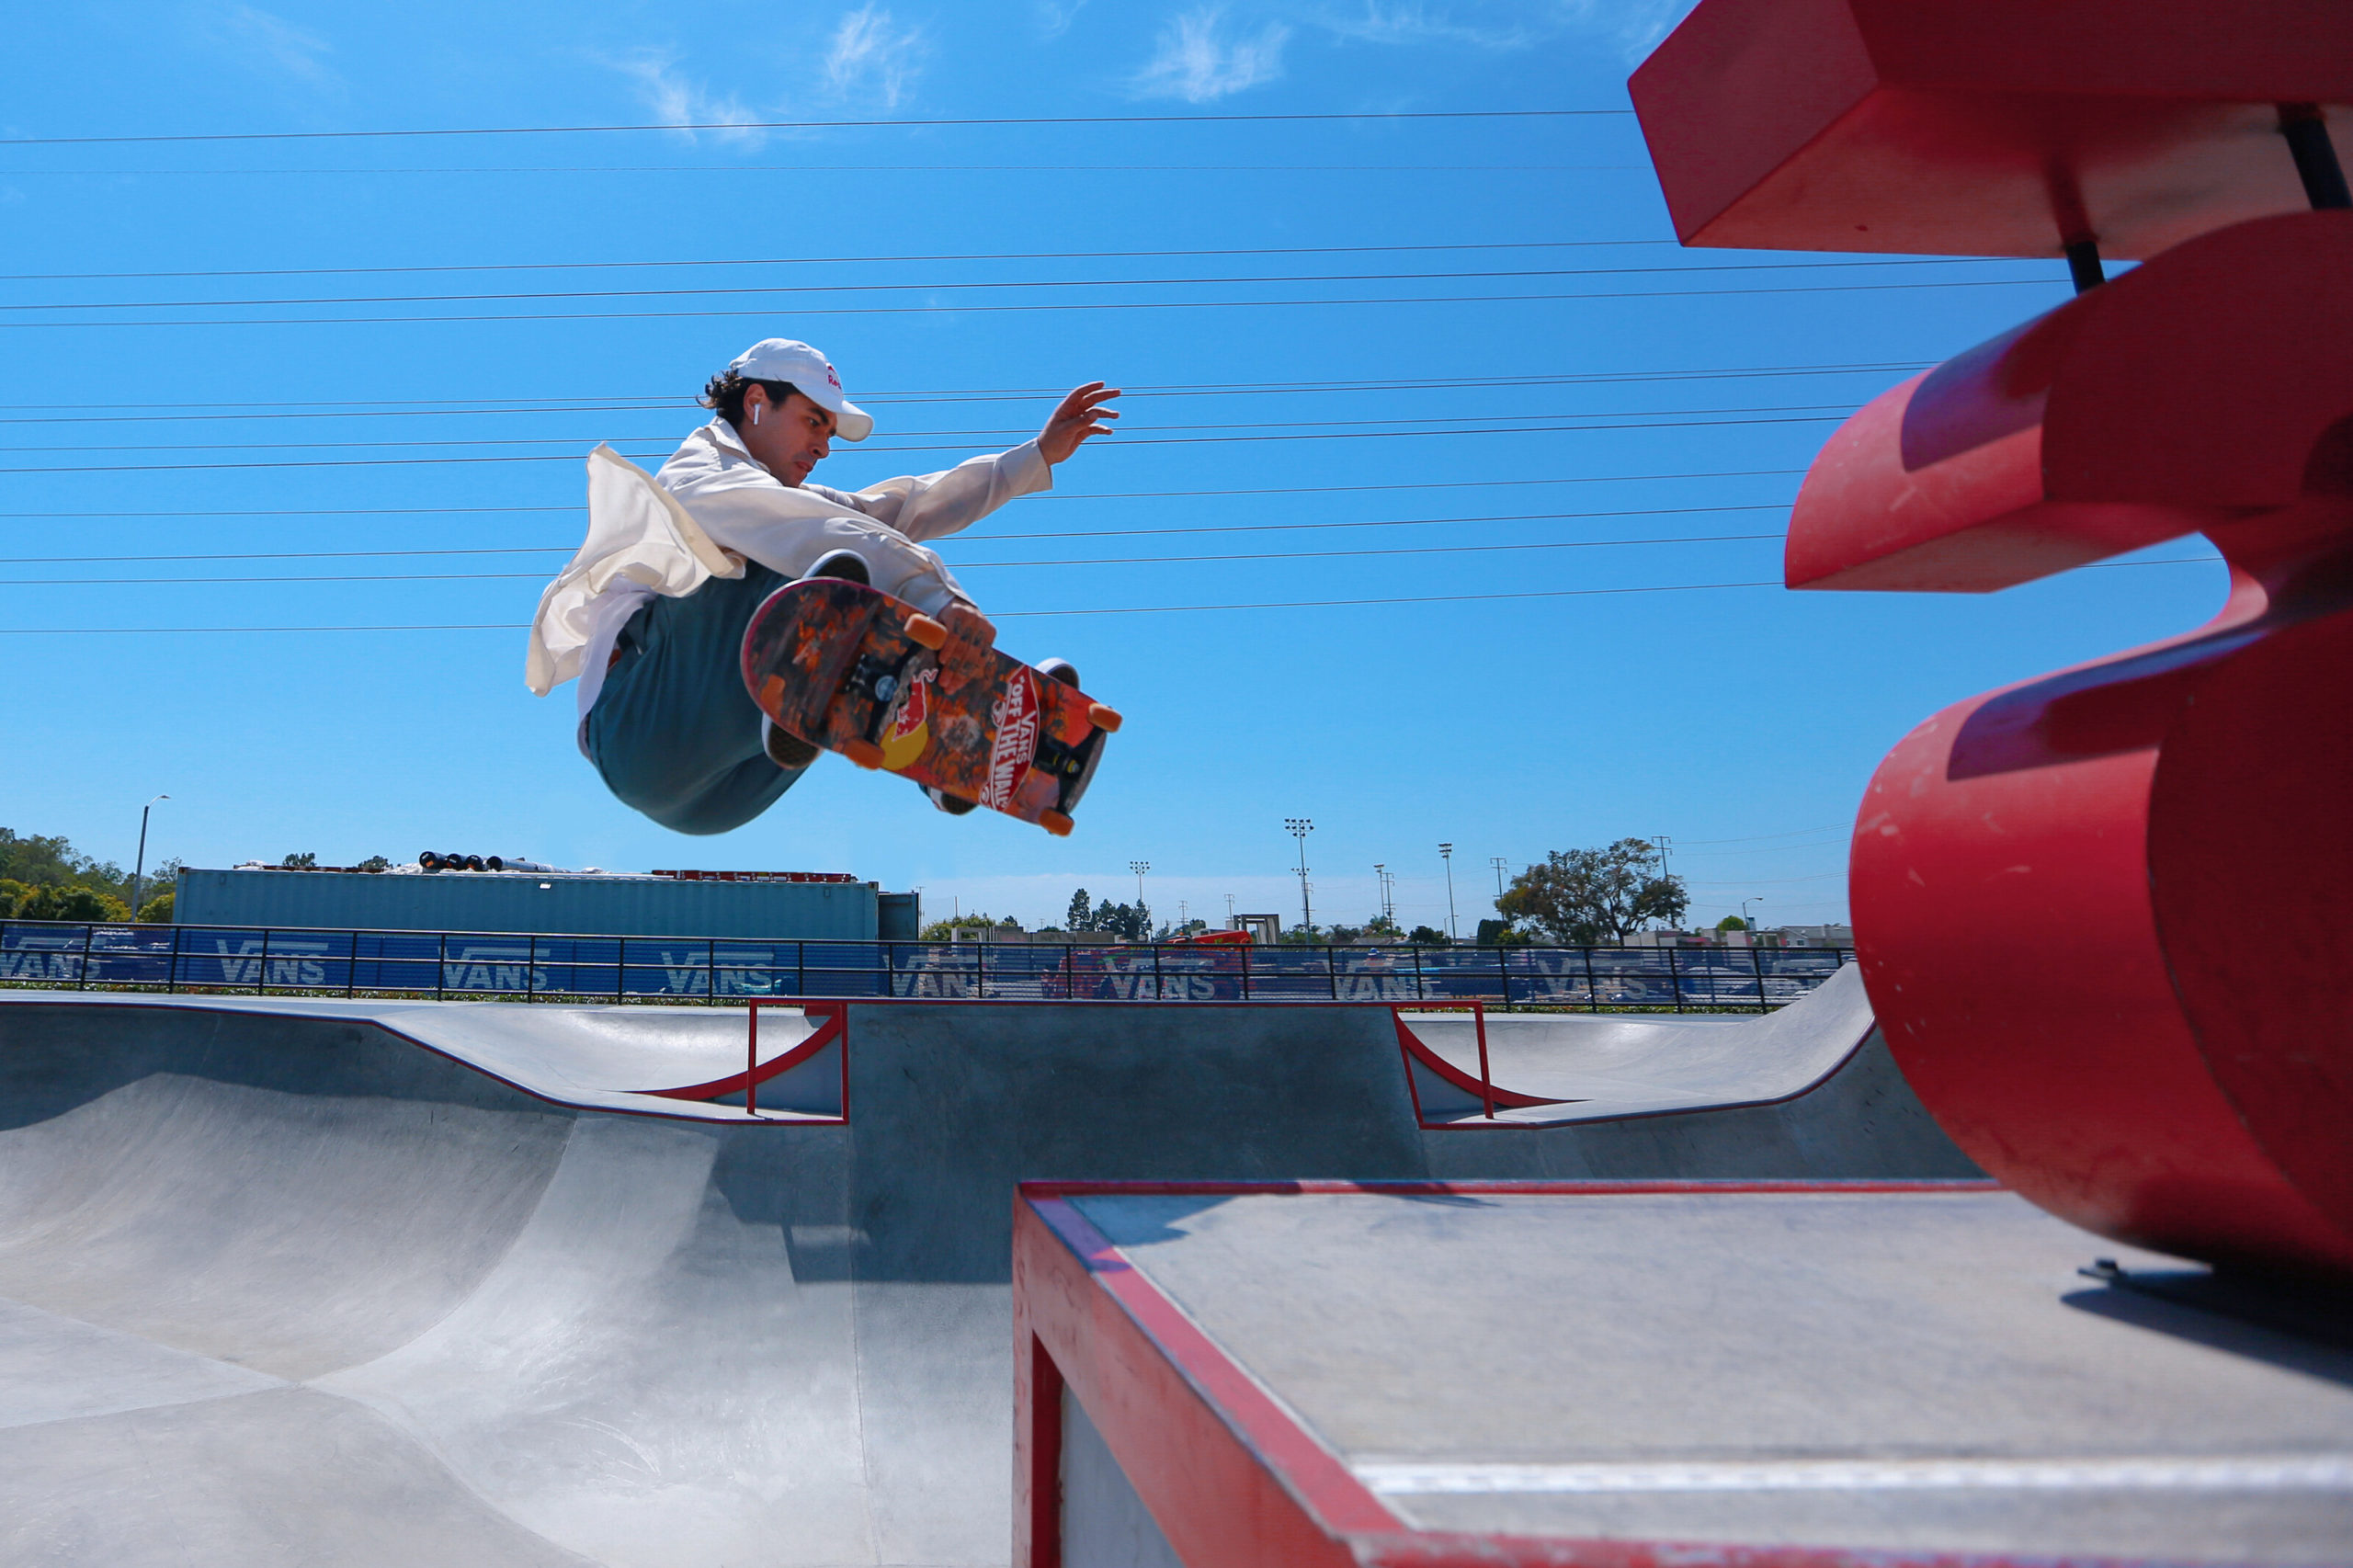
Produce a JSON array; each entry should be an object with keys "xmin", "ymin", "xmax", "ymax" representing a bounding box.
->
[
  {"xmin": 1131, "ymin": 860, "xmax": 1150, "ymax": 912},
  {"xmin": 1438, "ymin": 842, "xmax": 1457, "ymax": 941},
  {"xmin": 1285, "ymin": 819, "xmax": 1313, "ymax": 936},
  {"xmin": 129, "ymin": 794, "xmax": 169, "ymax": 920}
]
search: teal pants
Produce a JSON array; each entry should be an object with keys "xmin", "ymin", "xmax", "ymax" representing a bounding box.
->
[{"xmin": 584, "ymin": 565, "xmax": 810, "ymax": 835}]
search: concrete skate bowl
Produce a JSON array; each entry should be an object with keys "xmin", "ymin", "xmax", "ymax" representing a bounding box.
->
[
  {"xmin": 0, "ymin": 988, "xmax": 1972, "ymax": 1566},
  {"xmin": 1392, "ymin": 960, "xmax": 1890, "ymax": 1125}
]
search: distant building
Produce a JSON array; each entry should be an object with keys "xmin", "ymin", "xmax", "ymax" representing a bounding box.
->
[{"xmin": 175, "ymin": 865, "xmax": 920, "ymax": 942}]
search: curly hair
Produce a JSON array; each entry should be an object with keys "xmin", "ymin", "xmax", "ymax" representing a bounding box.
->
[{"xmin": 700, "ymin": 370, "xmax": 801, "ymax": 429}]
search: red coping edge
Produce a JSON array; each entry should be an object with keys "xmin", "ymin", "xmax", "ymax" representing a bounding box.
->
[
  {"xmin": 640, "ymin": 1000, "xmax": 847, "ymax": 1104},
  {"xmin": 1391, "ymin": 1011, "xmax": 1568, "ymax": 1116},
  {"xmin": 1013, "ymin": 1179, "xmax": 2100, "ymax": 1568}
]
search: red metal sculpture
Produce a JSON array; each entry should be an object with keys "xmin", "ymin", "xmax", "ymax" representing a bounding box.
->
[{"xmin": 1633, "ymin": 0, "xmax": 2353, "ymax": 1280}]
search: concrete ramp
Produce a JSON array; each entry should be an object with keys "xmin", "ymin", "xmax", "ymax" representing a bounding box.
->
[
  {"xmin": 1395, "ymin": 962, "xmax": 1881, "ymax": 1125},
  {"xmin": 0, "ymin": 991, "xmax": 1972, "ymax": 1565},
  {"xmin": 0, "ymin": 989, "xmax": 837, "ymax": 1119}
]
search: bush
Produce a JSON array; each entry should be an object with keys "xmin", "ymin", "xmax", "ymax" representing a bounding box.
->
[{"xmin": 137, "ymin": 890, "xmax": 176, "ymax": 923}]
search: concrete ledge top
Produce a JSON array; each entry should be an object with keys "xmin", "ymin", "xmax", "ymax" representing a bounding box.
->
[{"xmin": 1039, "ymin": 1184, "xmax": 2353, "ymax": 1562}]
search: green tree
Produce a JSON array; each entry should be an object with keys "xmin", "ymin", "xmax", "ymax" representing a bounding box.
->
[
  {"xmin": 1496, "ymin": 839, "xmax": 1688, "ymax": 945},
  {"xmin": 1474, "ymin": 918, "xmax": 1530, "ymax": 947},
  {"xmin": 355, "ymin": 856, "xmax": 392, "ymax": 873},
  {"xmin": 1406, "ymin": 924, "xmax": 1449, "ymax": 946},
  {"xmin": 1715, "ymin": 915, "xmax": 1747, "ymax": 932},
  {"xmin": 1087, "ymin": 901, "xmax": 1151, "ymax": 940},
  {"xmin": 280, "ymin": 851, "xmax": 318, "ymax": 869},
  {"xmin": 1065, "ymin": 888, "xmax": 1093, "ymax": 930},
  {"xmin": 17, "ymin": 884, "xmax": 131, "ymax": 923},
  {"xmin": 0, "ymin": 827, "xmax": 131, "ymax": 903},
  {"xmin": 137, "ymin": 889, "xmax": 176, "ymax": 923},
  {"xmin": 920, "ymin": 912, "xmax": 1020, "ymax": 942},
  {"xmin": 1364, "ymin": 913, "xmax": 1404, "ymax": 940}
]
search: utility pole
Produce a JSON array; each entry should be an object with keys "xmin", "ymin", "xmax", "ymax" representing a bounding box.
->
[
  {"xmin": 1438, "ymin": 842, "xmax": 1457, "ymax": 941},
  {"xmin": 130, "ymin": 794, "xmax": 169, "ymax": 919},
  {"xmin": 1224, "ymin": 892, "xmax": 1235, "ymax": 926},
  {"xmin": 1374, "ymin": 863, "xmax": 1395, "ymax": 927},
  {"xmin": 1285, "ymin": 819, "xmax": 1313, "ymax": 936},
  {"xmin": 1489, "ymin": 855, "xmax": 1508, "ymax": 902}
]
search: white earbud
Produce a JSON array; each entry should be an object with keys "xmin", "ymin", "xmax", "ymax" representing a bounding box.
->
[{"xmin": 752, "ymin": 403, "xmax": 763, "ymax": 426}]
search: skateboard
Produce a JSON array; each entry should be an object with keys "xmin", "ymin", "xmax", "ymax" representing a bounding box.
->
[{"xmin": 740, "ymin": 578, "xmax": 1120, "ymax": 835}]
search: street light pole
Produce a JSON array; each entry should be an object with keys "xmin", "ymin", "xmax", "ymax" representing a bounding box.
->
[
  {"xmin": 1284, "ymin": 819, "xmax": 1313, "ymax": 936},
  {"xmin": 1742, "ymin": 897, "xmax": 1764, "ymax": 933},
  {"xmin": 129, "ymin": 794, "xmax": 169, "ymax": 920},
  {"xmin": 1438, "ymin": 842, "xmax": 1457, "ymax": 941}
]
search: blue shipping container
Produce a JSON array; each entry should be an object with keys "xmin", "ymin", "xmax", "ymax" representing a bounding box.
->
[{"xmin": 176, "ymin": 868, "xmax": 900, "ymax": 941}]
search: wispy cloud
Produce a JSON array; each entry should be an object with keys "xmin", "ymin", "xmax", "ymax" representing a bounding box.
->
[
  {"xmin": 1552, "ymin": 0, "xmax": 1699, "ymax": 59},
  {"xmin": 608, "ymin": 51, "xmax": 764, "ymax": 143},
  {"xmin": 1036, "ymin": 0, "xmax": 1093, "ymax": 39},
  {"xmin": 1317, "ymin": 2, "xmax": 1538, "ymax": 50},
  {"xmin": 198, "ymin": 4, "xmax": 340, "ymax": 90},
  {"xmin": 1131, "ymin": 7, "xmax": 1291, "ymax": 102},
  {"xmin": 824, "ymin": 6, "xmax": 927, "ymax": 110}
]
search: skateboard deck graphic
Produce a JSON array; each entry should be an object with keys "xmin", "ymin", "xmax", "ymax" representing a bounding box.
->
[{"xmin": 741, "ymin": 578, "xmax": 1119, "ymax": 835}]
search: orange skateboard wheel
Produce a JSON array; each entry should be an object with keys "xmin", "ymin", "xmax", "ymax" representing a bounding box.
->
[
  {"xmin": 1039, "ymin": 810, "xmax": 1074, "ymax": 837},
  {"xmin": 1087, "ymin": 703, "xmax": 1122, "ymax": 733},
  {"xmin": 842, "ymin": 738, "xmax": 886, "ymax": 769},
  {"xmin": 904, "ymin": 613, "xmax": 948, "ymax": 650}
]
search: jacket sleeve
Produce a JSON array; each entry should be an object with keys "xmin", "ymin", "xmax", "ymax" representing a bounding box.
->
[{"xmin": 819, "ymin": 439, "xmax": 1053, "ymax": 543}]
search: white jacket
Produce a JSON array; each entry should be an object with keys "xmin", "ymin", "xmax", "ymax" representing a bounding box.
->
[{"xmin": 526, "ymin": 418, "xmax": 1052, "ymax": 719}]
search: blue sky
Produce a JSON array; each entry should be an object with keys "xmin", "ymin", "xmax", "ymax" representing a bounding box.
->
[{"xmin": 0, "ymin": 1, "xmax": 2224, "ymax": 936}]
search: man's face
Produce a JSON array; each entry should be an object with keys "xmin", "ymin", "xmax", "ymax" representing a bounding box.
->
[{"xmin": 744, "ymin": 386, "xmax": 836, "ymax": 487}]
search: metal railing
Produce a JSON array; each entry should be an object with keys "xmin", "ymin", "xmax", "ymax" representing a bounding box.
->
[{"xmin": 0, "ymin": 918, "xmax": 1853, "ymax": 1012}]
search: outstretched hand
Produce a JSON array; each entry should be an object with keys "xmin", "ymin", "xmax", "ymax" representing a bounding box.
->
[{"xmin": 1037, "ymin": 382, "xmax": 1120, "ymax": 465}]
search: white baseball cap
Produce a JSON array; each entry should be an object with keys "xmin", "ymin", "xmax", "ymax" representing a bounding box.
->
[{"xmin": 726, "ymin": 338, "xmax": 873, "ymax": 441}]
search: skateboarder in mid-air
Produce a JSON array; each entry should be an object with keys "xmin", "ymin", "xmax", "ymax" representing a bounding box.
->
[{"xmin": 527, "ymin": 338, "xmax": 1120, "ymax": 835}]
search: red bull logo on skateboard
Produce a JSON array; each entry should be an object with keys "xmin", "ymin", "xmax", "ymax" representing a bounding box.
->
[
  {"xmin": 981, "ymin": 671, "xmax": 1041, "ymax": 811},
  {"xmin": 880, "ymin": 666, "xmax": 936, "ymax": 772}
]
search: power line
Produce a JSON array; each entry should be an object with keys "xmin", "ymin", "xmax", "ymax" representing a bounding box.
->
[
  {"xmin": 0, "ymin": 402, "xmax": 1862, "ymax": 455},
  {"xmin": 0, "ymin": 276, "xmax": 2061, "ymax": 332},
  {"xmin": 0, "ymin": 162, "xmax": 1646, "ymax": 177},
  {"xmin": 0, "ymin": 238, "xmax": 1675, "ymax": 285},
  {"xmin": 0, "ymin": 470, "xmax": 1818, "ymax": 520},
  {"xmin": 0, "ymin": 277, "xmax": 2063, "ymax": 330},
  {"xmin": 4, "ymin": 506, "xmax": 1798, "ymax": 563},
  {"xmin": 2, "ymin": 258, "xmax": 1988, "ymax": 313},
  {"xmin": 0, "ymin": 531, "xmax": 1787, "ymax": 585},
  {"xmin": 0, "ymin": 108, "xmax": 1630, "ymax": 150},
  {"xmin": 0, "ymin": 559, "xmax": 2216, "ymax": 634},
  {"xmin": 0, "ymin": 363, "xmax": 1933, "ymax": 421},
  {"xmin": 0, "ymin": 414, "xmax": 1854, "ymax": 474},
  {"xmin": 5, "ymin": 576, "xmax": 1779, "ymax": 631},
  {"xmin": 1675, "ymin": 825, "xmax": 1845, "ymax": 846}
]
